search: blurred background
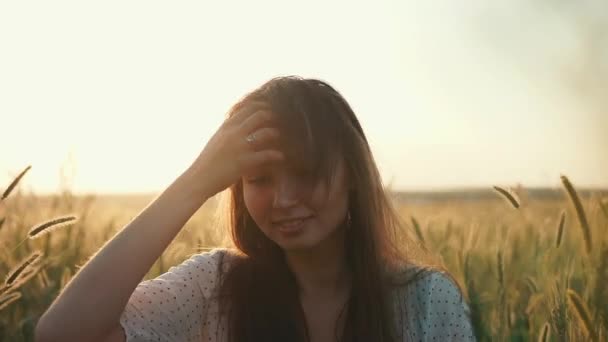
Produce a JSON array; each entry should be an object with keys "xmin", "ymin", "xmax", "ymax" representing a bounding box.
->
[
  {"xmin": 1, "ymin": 0, "xmax": 606, "ymax": 195},
  {"xmin": 1, "ymin": 1, "xmax": 607, "ymax": 341}
]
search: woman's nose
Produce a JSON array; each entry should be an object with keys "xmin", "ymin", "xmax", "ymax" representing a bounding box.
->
[{"xmin": 272, "ymin": 174, "xmax": 300, "ymax": 208}]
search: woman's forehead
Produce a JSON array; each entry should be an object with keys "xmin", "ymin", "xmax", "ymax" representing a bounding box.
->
[
  {"xmin": 251, "ymin": 155, "xmax": 344, "ymax": 177},
  {"xmin": 250, "ymin": 159, "xmax": 308, "ymax": 174}
]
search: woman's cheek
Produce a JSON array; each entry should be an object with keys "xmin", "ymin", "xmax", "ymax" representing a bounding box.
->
[{"xmin": 244, "ymin": 186, "xmax": 273, "ymax": 226}]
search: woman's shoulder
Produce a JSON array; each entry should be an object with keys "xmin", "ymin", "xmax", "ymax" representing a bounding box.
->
[
  {"xmin": 119, "ymin": 247, "xmax": 243, "ymax": 341},
  {"xmin": 154, "ymin": 247, "xmax": 243, "ymax": 295},
  {"xmin": 387, "ymin": 263, "xmax": 461, "ymax": 290},
  {"xmin": 388, "ymin": 264, "xmax": 467, "ymax": 307},
  {"xmin": 388, "ymin": 265, "xmax": 475, "ymax": 340},
  {"xmin": 180, "ymin": 247, "xmax": 244, "ymax": 274}
]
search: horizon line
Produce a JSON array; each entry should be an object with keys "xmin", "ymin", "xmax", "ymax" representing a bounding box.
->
[{"xmin": 17, "ymin": 185, "xmax": 608, "ymax": 198}]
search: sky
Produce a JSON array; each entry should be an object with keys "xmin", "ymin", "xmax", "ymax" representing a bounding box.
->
[{"xmin": 1, "ymin": 0, "xmax": 606, "ymax": 195}]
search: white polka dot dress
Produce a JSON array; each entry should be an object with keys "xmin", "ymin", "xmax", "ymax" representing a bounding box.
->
[{"xmin": 119, "ymin": 248, "xmax": 475, "ymax": 341}]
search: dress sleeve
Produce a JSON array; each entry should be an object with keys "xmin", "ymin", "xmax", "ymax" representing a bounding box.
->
[
  {"xmin": 119, "ymin": 248, "xmax": 229, "ymax": 342},
  {"xmin": 398, "ymin": 271, "xmax": 476, "ymax": 341}
]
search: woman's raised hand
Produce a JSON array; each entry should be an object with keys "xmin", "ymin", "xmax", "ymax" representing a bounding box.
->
[
  {"xmin": 35, "ymin": 104, "xmax": 285, "ymax": 342},
  {"xmin": 187, "ymin": 102, "xmax": 284, "ymax": 198}
]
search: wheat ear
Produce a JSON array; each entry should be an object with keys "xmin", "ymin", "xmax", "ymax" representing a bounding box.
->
[
  {"xmin": 566, "ymin": 288, "xmax": 597, "ymax": 341},
  {"xmin": 28, "ymin": 215, "xmax": 77, "ymax": 239},
  {"xmin": 0, "ymin": 292, "xmax": 22, "ymax": 311},
  {"xmin": 493, "ymin": 186, "xmax": 520, "ymax": 209},
  {"xmin": 537, "ymin": 322, "xmax": 550, "ymax": 342},
  {"xmin": 555, "ymin": 210, "xmax": 566, "ymax": 248},
  {"xmin": 1, "ymin": 165, "xmax": 31, "ymax": 201},
  {"xmin": 4, "ymin": 251, "xmax": 42, "ymax": 286},
  {"xmin": 560, "ymin": 175, "xmax": 592, "ymax": 253}
]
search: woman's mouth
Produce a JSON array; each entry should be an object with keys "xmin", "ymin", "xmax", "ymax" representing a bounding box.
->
[{"xmin": 274, "ymin": 216, "xmax": 312, "ymax": 234}]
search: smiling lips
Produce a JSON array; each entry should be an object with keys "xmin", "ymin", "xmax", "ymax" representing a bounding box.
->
[
  {"xmin": 273, "ymin": 216, "xmax": 313, "ymax": 231},
  {"xmin": 272, "ymin": 216, "xmax": 312, "ymax": 224}
]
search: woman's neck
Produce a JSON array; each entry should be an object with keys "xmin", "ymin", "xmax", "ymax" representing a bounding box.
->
[{"xmin": 283, "ymin": 226, "xmax": 351, "ymax": 300}]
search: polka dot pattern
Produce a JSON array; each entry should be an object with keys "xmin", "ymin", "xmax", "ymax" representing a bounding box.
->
[
  {"xmin": 119, "ymin": 248, "xmax": 230, "ymax": 342},
  {"xmin": 119, "ymin": 249, "xmax": 476, "ymax": 341},
  {"xmin": 391, "ymin": 271, "xmax": 476, "ymax": 341}
]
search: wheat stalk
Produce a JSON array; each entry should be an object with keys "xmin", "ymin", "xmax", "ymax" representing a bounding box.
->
[
  {"xmin": 567, "ymin": 288, "xmax": 597, "ymax": 341},
  {"xmin": 525, "ymin": 293, "xmax": 543, "ymax": 316},
  {"xmin": 537, "ymin": 322, "xmax": 551, "ymax": 342},
  {"xmin": 9, "ymin": 263, "xmax": 44, "ymax": 290},
  {"xmin": 493, "ymin": 186, "xmax": 520, "ymax": 209},
  {"xmin": 497, "ymin": 249, "xmax": 504, "ymax": 288},
  {"xmin": 550, "ymin": 281, "xmax": 568, "ymax": 342},
  {"xmin": 0, "ymin": 291, "xmax": 22, "ymax": 311},
  {"xmin": 28, "ymin": 215, "xmax": 77, "ymax": 239},
  {"xmin": 599, "ymin": 198, "xmax": 608, "ymax": 219},
  {"xmin": 525, "ymin": 276, "xmax": 538, "ymax": 294},
  {"xmin": 560, "ymin": 175, "xmax": 592, "ymax": 253},
  {"xmin": 0, "ymin": 285, "xmax": 11, "ymax": 296},
  {"xmin": 1, "ymin": 165, "xmax": 31, "ymax": 201},
  {"xmin": 410, "ymin": 216, "xmax": 425, "ymax": 245},
  {"xmin": 555, "ymin": 210, "xmax": 566, "ymax": 248},
  {"xmin": 4, "ymin": 251, "xmax": 42, "ymax": 286},
  {"xmin": 594, "ymin": 244, "xmax": 608, "ymax": 333}
]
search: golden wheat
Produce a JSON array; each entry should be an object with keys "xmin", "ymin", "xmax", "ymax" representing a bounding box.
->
[
  {"xmin": 410, "ymin": 216, "xmax": 425, "ymax": 245},
  {"xmin": 4, "ymin": 251, "xmax": 42, "ymax": 286},
  {"xmin": 493, "ymin": 186, "xmax": 520, "ymax": 209},
  {"xmin": 28, "ymin": 215, "xmax": 77, "ymax": 239},
  {"xmin": 9, "ymin": 263, "xmax": 44, "ymax": 290},
  {"xmin": 1, "ymin": 165, "xmax": 31, "ymax": 201},
  {"xmin": 555, "ymin": 210, "xmax": 566, "ymax": 248},
  {"xmin": 2, "ymin": 170, "xmax": 607, "ymax": 340},
  {"xmin": 560, "ymin": 175, "xmax": 592, "ymax": 254},
  {"xmin": 0, "ymin": 291, "xmax": 22, "ymax": 311},
  {"xmin": 537, "ymin": 322, "xmax": 550, "ymax": 342},
  {"xmin": 599, "ymin": 198, "xmax": 608, "ymax": 219},
  {"xmin": 524, "ymin": 276, "xmax": 539, "ymax": 294},
  {"xmin": 497, "ymin": 249, "xmax": 504, "ymax": 288},
  {"xmin": 567, "ymin": 288, "xmax": 597, "ymax": 341},
  {"xmin": 0, "ymin": 284, "xmax": 11, "ymax": 296}
]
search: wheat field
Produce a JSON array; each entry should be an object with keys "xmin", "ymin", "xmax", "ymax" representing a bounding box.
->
[{"xmin": 1, "ymin": 166, "xmax": 607, "ymax": 341}]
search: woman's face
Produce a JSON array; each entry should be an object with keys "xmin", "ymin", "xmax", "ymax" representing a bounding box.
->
[{"xmin": 242, "ymin": 157, "xmax": 350, "ymax": 252}]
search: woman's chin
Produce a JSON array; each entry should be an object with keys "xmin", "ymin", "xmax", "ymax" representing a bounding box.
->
[
  {"xmin": 275, "ymin": 236, "xmax": 314, "ymax": 251},
  {"xmin": 274, "ymin": 234, "xmax": 322, "ymax": 253},
  {"xmin": 273, "ymin": 223, "xmax": 346, "ymax": 253}
]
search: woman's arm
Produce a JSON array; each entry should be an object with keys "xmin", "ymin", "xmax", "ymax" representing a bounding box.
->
[
  {"xmin": 35, "ymin": 167, "xmax": 214, "ymax": 342},
  {"xmin": 35, "ymin": 103, "xmax": 281, "ymax": 342}
]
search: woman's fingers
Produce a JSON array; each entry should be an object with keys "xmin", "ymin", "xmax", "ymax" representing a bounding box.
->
[
  {"xmin": 187, "ymin": 100, "xmax": 284, "ymax": 198},
  {"xmin": 228, "ymin": 101, "xmax": 269, "ymax": 126},
  {"xmin": 240, "ymin": 150, "xmax": 284, "ymax": 171},
  {"xmin": 244, "ymin": 127, "xmax": 281, "ymax": 151},
  {"xmin": 240, "ymin": 109, "xmax": 273, "ymax": 135}
]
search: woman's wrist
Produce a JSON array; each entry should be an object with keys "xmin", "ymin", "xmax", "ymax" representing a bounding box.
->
[{"xmin": 179, "ymin": 164, "xmax": 217, "ymax": 204}]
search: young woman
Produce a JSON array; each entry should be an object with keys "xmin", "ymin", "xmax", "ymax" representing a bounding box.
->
[{"xmin": 36, "ymin": 76, "xmax": 475, "ymax": 342}]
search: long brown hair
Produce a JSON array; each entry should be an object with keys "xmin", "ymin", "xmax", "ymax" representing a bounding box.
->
[{"xmin": 214, "ymin": 76, "xmax": 432, "ymax": 341}]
